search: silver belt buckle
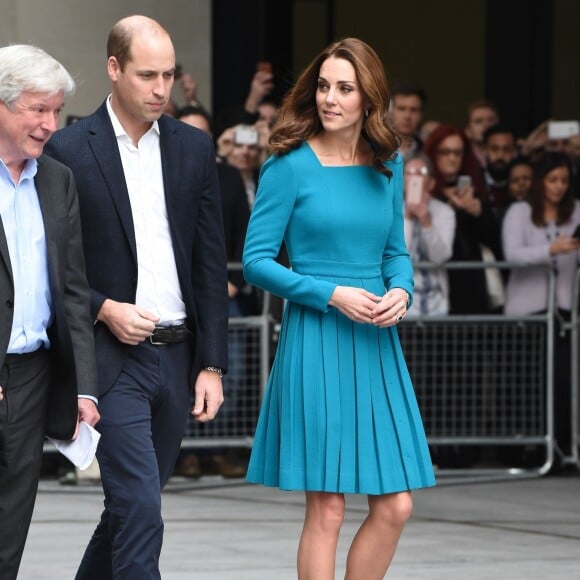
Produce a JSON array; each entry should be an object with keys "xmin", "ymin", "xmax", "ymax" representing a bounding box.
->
[{"xmin": 149, "ymin": 330, "xmax": 166, "ymax": 345}]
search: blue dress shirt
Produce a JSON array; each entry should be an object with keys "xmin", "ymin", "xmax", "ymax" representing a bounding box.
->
[{"xmin": 0, "ymin": 158, "xmax": 52, "ymax": 353}]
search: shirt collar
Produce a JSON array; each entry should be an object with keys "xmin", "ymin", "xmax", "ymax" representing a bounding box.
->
[
  {"xmin": 0, "ymin": 157, "xmax": 38, "ymax": 184},
  {"xmin": 106, "ymin": 95, "xmax": 160, "ymax": 141}
]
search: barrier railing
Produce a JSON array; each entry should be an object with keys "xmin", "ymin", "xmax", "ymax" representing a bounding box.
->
[
  {"xmin": 181, "ymin": 263, "xmax": 273, "ymax": 450},
  {"xmin": 182, "ymin": 260, "xmax": 566, "ymax": 480},
  {"xmin": 562, "ymin": 266, "xmax": 580, "ymax": 467},
  {"xmin": 44, "ymin": 260, "xmax": 577, "ymax": 481},
  {"xmin": 404, "ymin": 261, "xmax": 557, "ymax": 478}
]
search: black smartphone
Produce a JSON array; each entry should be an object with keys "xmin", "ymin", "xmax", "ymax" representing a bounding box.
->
[{"xmin": 572, "ymin": 224, "xmax": 580, "ymax": 239}]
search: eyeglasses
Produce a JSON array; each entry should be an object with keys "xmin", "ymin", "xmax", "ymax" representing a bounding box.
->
[
  {"xmin": 436, "ymin": 148, "xmax": 463, "ymax": 157},
  {"xmin": 404, "ymin": 166, "xmax": 429, "ymax": 176}
]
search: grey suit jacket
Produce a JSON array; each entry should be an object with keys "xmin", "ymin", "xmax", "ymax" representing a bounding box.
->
[{"xmin": 0, "ymin": 154, "xmax": 98, "ymax": 439}]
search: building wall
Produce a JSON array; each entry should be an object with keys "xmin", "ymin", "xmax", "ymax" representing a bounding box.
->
[
  {"xmin": 0, "ymin": 1, "xmax": 577, "ymax": 131},
  {"xmin": 552, "ymin": 0, "xmax": 580, "ymax": 120},
  {"xmin": 334, "ymin": 0, "xmax": 580, "ymax": 129},
  {"xmin": 333, "ymin": 0, "xmax": 486, "ymax": 128},
  {"xmin": 0, "ymin": 0, "xmax": 212, "ymax": 122}
]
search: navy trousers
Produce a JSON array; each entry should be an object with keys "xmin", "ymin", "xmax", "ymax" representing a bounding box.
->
[{"xmin": 75, "ymin": 340, "xmax": 192, "ymax": 580}]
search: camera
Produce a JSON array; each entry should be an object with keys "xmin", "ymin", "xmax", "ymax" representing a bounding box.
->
[{"xmin": 234, "ymin": 127, "xmax": 259, "ymax": 146}]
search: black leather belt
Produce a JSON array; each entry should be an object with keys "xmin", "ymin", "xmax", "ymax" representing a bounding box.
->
[{"xmin": 149, "ymin": 323, "xmax": 192, "ymax": 345}]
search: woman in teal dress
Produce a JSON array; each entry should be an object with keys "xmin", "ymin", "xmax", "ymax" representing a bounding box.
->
[{"xmin": 243, "ymin": 38, "xmax": 435, "ymax": 579}]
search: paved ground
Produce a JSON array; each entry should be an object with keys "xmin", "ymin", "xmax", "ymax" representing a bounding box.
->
[{"xmin": 18, "ymin": 469, "xmax": 580, "ymax": 579}]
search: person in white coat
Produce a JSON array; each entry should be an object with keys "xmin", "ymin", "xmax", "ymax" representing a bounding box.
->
[{"xmin": 403, "ymin": 153, "xmax": 456, "ymax": 316}]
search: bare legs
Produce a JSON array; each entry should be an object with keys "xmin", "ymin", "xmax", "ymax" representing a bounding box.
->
[
  {"xmin": 345, "ymin": 492, "xmax": 413, "ymax": 579},
  {"xmin": 298, "ymin": 492, "xmax": 345, "ymax": 579},
  {"xmin": 297, "ymin": 490, "xmax": 412, "ymax": 580}
]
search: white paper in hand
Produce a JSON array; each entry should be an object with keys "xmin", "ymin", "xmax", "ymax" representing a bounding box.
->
[{"xmin": 48, "ymin": 421, "xmax": 101, "ymax": 470}]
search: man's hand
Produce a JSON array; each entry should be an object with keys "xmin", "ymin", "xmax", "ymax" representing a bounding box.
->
[
  {"xmin": 72, "ymin": 398, "xmax": 100, "ymax": 440},
  {"xmin": 0, "ymin": 385, "xmax": 3, "ymax": 401},
  {"xmin": 97, "ymin": 299, "xmax": 159, "ymax": 345},
  {"xmin": 191, "ymin": 370, "xmax": 224, "ymax": 422}
]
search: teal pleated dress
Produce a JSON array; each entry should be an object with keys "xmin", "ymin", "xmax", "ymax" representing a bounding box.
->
[{"xmin": 243, "ymin": 142, "xmax": 435, "ymax": 495}]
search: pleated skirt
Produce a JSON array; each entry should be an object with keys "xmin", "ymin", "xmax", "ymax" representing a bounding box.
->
[{"xmin": 246, "ymin": 276, "xmax": 436, "ymax": 495}]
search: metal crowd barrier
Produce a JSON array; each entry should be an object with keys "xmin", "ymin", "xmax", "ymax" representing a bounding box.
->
[
  {"xmin": 563, "ymin": 266, "xmax": 580, "ymax": 467},
  {"xmin": 43, "ymin": 260, "xmax": 578, "ymax": 482},
  {"xmin": 403, "ymin": 261, "xmax": 557, "ymax": 479},
  {"xmin": 181, "ymin": 264, "xmax": 273, "ymax": 450},
  {"xmin": 182, "ymin": 260, "xmax": 571, "ymax": 482}
]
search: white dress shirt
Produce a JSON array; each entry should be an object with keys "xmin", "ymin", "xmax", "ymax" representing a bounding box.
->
[{"xmin": 106, "ymin": 98, "xmax": 186, "ymax": 325}]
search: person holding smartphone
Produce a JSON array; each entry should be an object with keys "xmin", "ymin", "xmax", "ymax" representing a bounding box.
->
[
  {"xmin": 403, "ymin": 153, "xmax": 456, "ymax": 316},
  {"xmin": 502, "ymin": 152, "xmax": 580, "ymax": 463},
  {"xmin": 217, "ymin": 124, "xmax": 263, "ymax": 208},
  {"xmin": 423, "ymin": 123, "xmax": 503, "ymax": 314},
  {"xmin": 213, "ymin": 61, "xmax": 275, "ymax": 139}
]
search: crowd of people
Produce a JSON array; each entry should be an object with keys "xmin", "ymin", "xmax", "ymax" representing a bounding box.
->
[
  {"xmin": 165, "ymin": 59, "xmax": 580, "ymax": 469},
  {"xmin": 47, "ymin": 32, "xmax": 580, "ymax": 481},
  {"xmin": 165, "ymin": 67, "xmax": 580, "ymax": 323},
  {"xmin": 1, "ymin": 14, "xmax": 579, "ymax": 578},
  {"xmin": 168, "ymin": 42, "xmax": 579, "ymax": 577}
]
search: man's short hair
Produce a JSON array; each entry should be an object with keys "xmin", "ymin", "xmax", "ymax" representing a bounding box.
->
[
  {"xmin": 483, "ymin": 123, "xmax": 517, "ymax": 145},
  {"xmin": 107, "ymin": 16, "xmax": 170, "ymax": 71},
  {"xmin": 175, "ymin": 105, "xmax": 213, "ymax": 128},
  {"xmin": 466, "ymin": 99, "xmax": 500, "ymax": 122},
  {"xmin": 390, "ymin": 81, "xmax": 427, "ymax": 108},
  {"xmin": 0, "ymin": 44, "xmax": 75, "ymax": 106}
]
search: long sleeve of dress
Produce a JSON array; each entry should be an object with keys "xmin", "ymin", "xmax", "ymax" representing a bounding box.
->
[
  {"xmin": 243, "ymin": 154, "xmax": 337, "ymax": 312},
  {"xmin": 381, "ymin": 159, "xmax": 414, "ymax": 302}
]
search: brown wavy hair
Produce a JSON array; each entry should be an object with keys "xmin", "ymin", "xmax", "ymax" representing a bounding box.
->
[
  {"xmin": 269, "ymin": 37, "xmax": 399, "ymax": 177},
  {"xmin": 528, "ymin": 152, "xmax": 575, "ymax": 227}
]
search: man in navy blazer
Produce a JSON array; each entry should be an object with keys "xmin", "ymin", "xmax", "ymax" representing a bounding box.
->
[
  {"xmin": 45, "ymin": 15, "xmax": 228, "ymax": 580},
  {"xmin": 0, "ymin": 44, "xmax": 100, "ymax": 580}
]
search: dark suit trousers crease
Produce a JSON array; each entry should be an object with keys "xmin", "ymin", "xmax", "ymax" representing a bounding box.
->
[
  {"xmin": 75, "ymin": 340, "xmax": 192, "ymax": 580},
  {"xmin": 0, "ymin": 349, "xmax": 50, "ymax": 580}
]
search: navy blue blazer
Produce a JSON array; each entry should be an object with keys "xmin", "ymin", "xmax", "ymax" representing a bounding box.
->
[{"xmin": 45, "ymin": 101, "xmax": 229, "ymax": 395}]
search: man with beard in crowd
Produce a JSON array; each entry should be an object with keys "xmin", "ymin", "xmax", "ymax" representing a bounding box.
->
[{"xmin": 481, "ymin": 123, "xmax": 518, "ymax": 217}]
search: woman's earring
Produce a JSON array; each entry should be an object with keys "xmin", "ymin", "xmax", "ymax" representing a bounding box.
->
[{"xmin": 364, "ymin": 109, "xmax": 369, "ymax": 119}]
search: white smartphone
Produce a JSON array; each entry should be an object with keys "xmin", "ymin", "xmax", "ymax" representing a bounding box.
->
[
  {"xmin": 457, "ymin": 175, "xmax": 472, "ymax": 189},
  {"xmin": 547, "ymin": 120, "xmax": 579, "ymax": 140},
  {"xmin": 234, "ymin": 127, "xmax": 259, "ymax": 145},
  {"xmin": 406, "ymin": 175, "xmax": 424, "ymax": 205}
]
